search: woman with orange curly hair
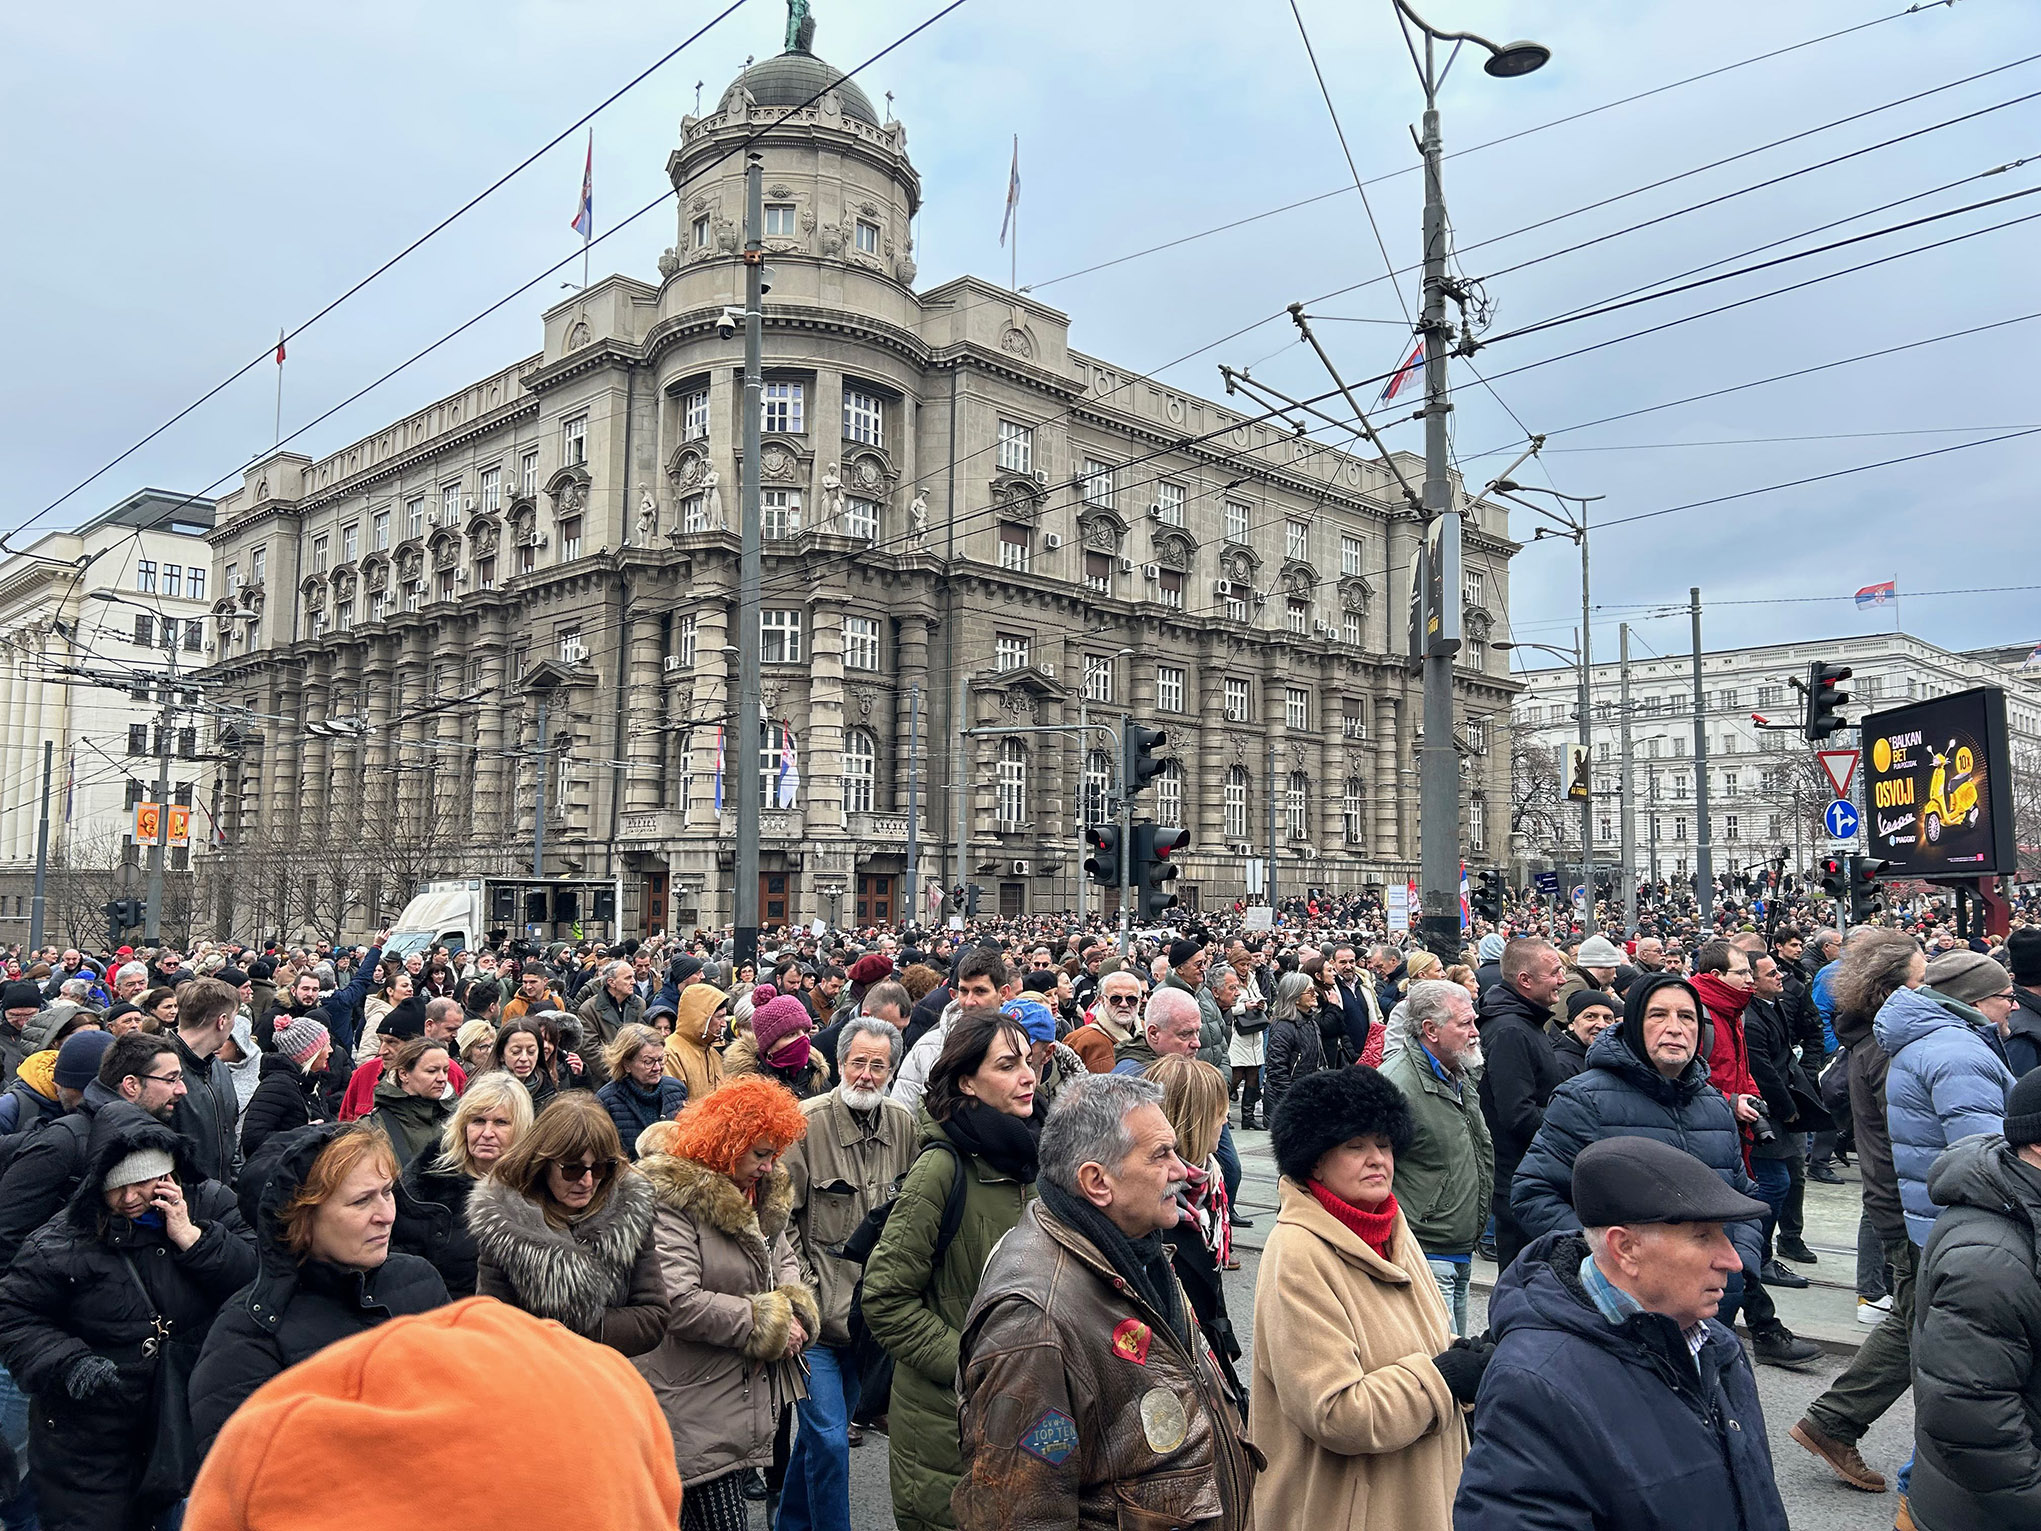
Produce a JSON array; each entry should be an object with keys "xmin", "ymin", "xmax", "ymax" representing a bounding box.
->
[{"xmin": 634, "ymin": 1075, "xmax": 820, "ymax": 1531}]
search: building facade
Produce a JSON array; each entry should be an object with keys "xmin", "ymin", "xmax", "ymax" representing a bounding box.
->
[
  {"xmin": 1511, "ymin": 630, "xmax": 2041, "ymax": 888},
  {"xmin": 0, "ymin": 490, "xmax": 219, "ymax": 949},
  {"xmin": 199, "ymin": 30, "xmax": 1518, "ymax": 941}
]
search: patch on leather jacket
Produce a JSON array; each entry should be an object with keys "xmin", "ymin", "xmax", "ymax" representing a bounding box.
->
[
  {"xmin": 1020, "ymin": 1408, "xmax": 1079, "ymax": 1465},
  {"xmin": 1111, "ymin": 1317, "xmax": 1152, "ymax": 1365}
]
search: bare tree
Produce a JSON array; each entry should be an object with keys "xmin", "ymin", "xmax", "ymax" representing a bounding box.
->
[{"xmin": 1511, "ymin": 736, "xmax": 1564, "ymax": 849}]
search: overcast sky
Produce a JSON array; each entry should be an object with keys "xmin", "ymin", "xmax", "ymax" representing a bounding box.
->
[{"xmin": 5, "ymin": 0, "xmax": 2037, "ymax": 671}]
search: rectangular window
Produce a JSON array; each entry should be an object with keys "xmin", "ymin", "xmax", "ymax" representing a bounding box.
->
[
  {"xmin": 678, "ymin": 615, "xmax": 697, "ymax": 668},
  {"xmin": 1468, "ymin": 718, "xmax": 1489, "ymax": 753},
  {"xmin": 1155, "ymin": 482, "xmax": 1185, "ymax": 527},
  {"xmin": 521, "ymin": 450, "xmax": 539, "ymax": 497},
  {"xmin": 183, "ymin": 623, "xmax": 201, "ymax": 653},
  {"xmin": 436, "ymin": 571, "xmax": 455, "ymax": 603},
  {"xmin": 762, "ymin": 490, "xmax": 801, "ymax": 540},
  {"xmin": 994, "ymin": 633, "xmax": 1031, "ymax": 673},
  {"xmin": 1726, "ymin": 815, "xmax": 1740, "ymax": 841},
  {"xmin": 341, "ymin": 524, "xmax": 358, "ymax": 564},
  {"xmin": 136, "ymin": 559, "xmax": 156, "ymax": 592},
  {"xmin": 250, "ymin": 547, "xmax": 266, "ymax": 584},
  {"xmin": 843, "ymin": 389, "xmax": 884, "ymax": 447},
  {"xmin": 474, "ymin": 559, "xmax": 495, "ymax": 592},
  {"xmin": 1675, "ymin": 817, "xmax": 1688, "ymax": 842},
  {"xmin": 1083, "ymin": 550, "xmax": 1113, "ymax": 595},
  {"xmin": 557, "ymin": 628, "xmax": 583, "ymax": 665},
  {"xmin": 1341, "ymin": 535, "xmax": 1364, "ymax": 577},
  {"xmin": 680, "ymin": 493, "xmax": 708, "ymax": 533},
  {"xmin": 407, "ymin": 497, "xmax": 425, "ymax": 539},
  {"xmin": 997, "ymin": 523, "xmax": 1031, "ymax": 573},
  {"xmin": 1285, "ymin": 687, "xmax": 1310, "ymax": 730},
  {"xmin": 480, "ymin": 466, "xmax": 501, "ymax": 513},
  {"xmin": 844, "ymin": 497, "xmax": 879, "ymax": 540},
  {"xmin": 1285, "ymin": 598, "xmax": 1309, "ymax": 635},
  {"xmin": 692, "ymin": 213, "xmax": 711, "ymax": 249},
  {"xmin": 682, "ymin": 389, "xmax": 710, "ymax": 441},
  {"xmin": 188, "ymin": 567, "xmax": 204, "ymax": 602},
  {"xmin": 854, "ymin": 219, "xmax": 880, "ymax": 255},
  {"xmin": 336, "ymin": 598, "xmax": 355, "ymax": 630},
  {"xmin": 132, "ymin": 613, "xmax": 154, "ymax": 646},
  {"xmin": 441, "ymin": 483, "xmax": 461, "ymax": 524},
  {"xmin": 158, "ymin": 617, "xmax": 176, "ymax": 650},
  {"xmin": 1084, "ymin": 460, "xmax": 1115, "ymax": 509},
  {"xmin": 1464, "ymin": 568, "xmax": 1485, "ymax": 606},
  {"xmin": 764, "ymin": 203, "xmax": 797, "ymax": 237},
  {"xmin": 157, "ymin": 565, "xmax": 180, "ymax": 599},
  {"xmin": 404, "ymin": 582, "xmax": 422, "ymax": 613},
  {"xmin": 844, "ymin": 615, "xmax": 880, "ymax": 672},
  {"xmin": 760, "ymin": 609, "xmax": 803, "ymax": 663},
  {"xmin": 1225, "ymin": 500, "xmax": 1250, "ymax": 544},
  {"xmin": 1157, "ymin": 665, "xmax": 1185, "ymax": 713},
  {"xmin": 370, "ymin": 591, "xmax": 389, "ymax": 622},
  {"xmin": 372, "ymin": 511, "xmax": 391, "ymax": 550},
  {"xmin": 1224, "ymin": 677, "xmax": 1251, "ymax": 722},
  {"xmin": 1224, "ymin": 594, "xmax": 1248, "ymax": 623},
  {"xmin": 1158, "ymin": 569, "xmax": 1184, "ymax": 609},
  {"xmin": 127, "ymin": 724, "xmax": 148, "ymax": 756},
  {"xmin": 1285, "ymin": 519, "xmax": 1309, "ymax": 561},
  {"xmin": 558, "ymin": 517, "xmax": 582, "ymax": 562},
  {"xmin": 762, "ymin": 381, "xmax": 805, "ymax": 433},
  {"xmin": 1470, "ymin": 797, "xmax": 1487, "ymax": 851},
  {"xmin": 310, "ymin": 535, "xmax": 328, "ymax": 572},
  {"xmin": 1342, "ymin": 612, "xmax": 1361, "ymax": 645},
  {"xmin": 562, "ymin": 414, "xmax": 587, "ymax": 466},
  {"xmin": 1084, "ymin": 655, "xmax": 1116, "ymax": 703},
  {"xmin": 997, "ymin": 419, "xmax": 1033, "ymax": 473}
]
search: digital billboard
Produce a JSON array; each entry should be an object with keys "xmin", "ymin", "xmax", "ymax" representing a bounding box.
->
[{"xmin": 1860, "ymin": 686, "xmax": 2015, "ymax": 878}]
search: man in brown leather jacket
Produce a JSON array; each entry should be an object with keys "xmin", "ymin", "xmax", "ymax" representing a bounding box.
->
[{"xmin": 953, "ymin": 1072, "xmax": 1258, "ymax": 1530}]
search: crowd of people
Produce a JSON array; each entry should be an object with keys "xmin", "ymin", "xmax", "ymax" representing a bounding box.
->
[{"xmin": 0, "ymin": 878, "xmax": 2034, "ymax": 1528}]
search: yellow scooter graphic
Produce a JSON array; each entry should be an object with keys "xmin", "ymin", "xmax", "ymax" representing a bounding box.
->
[{"xmin": 1923, "ymin": 742, "xmax": 1979, "ymax": 844}]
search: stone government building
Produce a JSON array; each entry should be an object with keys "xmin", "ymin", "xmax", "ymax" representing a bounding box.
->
[{"xmin": 200, "ymin": 24, "xmax": 1519, "ymax": 937}]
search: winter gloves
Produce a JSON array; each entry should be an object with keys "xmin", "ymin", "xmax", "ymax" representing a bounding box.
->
[
  {"xmin": 1432, "ymin": 1334, "xmax": 1496, "ymax": 1406},
  {"xmin": 63, "ymin": 1354, "xmax": 120, "ymax": 1402}
]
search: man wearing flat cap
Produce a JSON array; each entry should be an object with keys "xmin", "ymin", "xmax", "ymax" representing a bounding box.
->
[{"xmin": 1456, "ymin": 1137, "xmax": 1789, "ymax": 1531}]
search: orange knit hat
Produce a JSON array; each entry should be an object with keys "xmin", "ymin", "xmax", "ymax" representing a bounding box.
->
[{"xmin": 185, "ymin": 1297, "xmax": 681, "ymax": 1529}]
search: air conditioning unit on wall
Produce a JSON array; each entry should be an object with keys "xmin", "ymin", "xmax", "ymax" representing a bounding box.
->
[
  {"xmin": 1011, "ymin": 859, "xmax": 1031, "ymax": 876},
  {"xmin": 1044, "ymin": 532, "xmax": 1064, "ymax": 551}
]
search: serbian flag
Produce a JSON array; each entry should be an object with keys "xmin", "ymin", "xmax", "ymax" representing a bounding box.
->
[
  {"xmin": 275, "ymin": 330, "xmax": 285, "ymax": 366},
  {"xmin": 776, "ymin": 730, "xmax": 800, "ymax": 808},
  {"xmin": 712, "ymin": 726, "xmax": 725, "ymax": 813},
  {"xmin": 570, "ymin": 130, "xmax": 593, "ymax": 240},
  {"xmin": 1854, "ymin": 580, "xmax": 1897, "ymax": 609},
  {"xmin": 998, "ymin": 135, "xmax": 1020, "ymax": 248},
  {"xmin": 1378, "ymin": 342, "xmax": 1424, "ymax": 405},
  {"xmin": 2021, "ymin": 642, "xmax": 2041, "ymax": 671}
]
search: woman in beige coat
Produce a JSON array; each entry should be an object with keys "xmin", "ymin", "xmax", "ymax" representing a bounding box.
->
[
  {"xmin": 634, "ymin": 1076, "xmax": 820, "ymax": 1531},
  {"xmin": 1250, "ymin": 1067, "xmax": 1491, "ymax": 1531}
]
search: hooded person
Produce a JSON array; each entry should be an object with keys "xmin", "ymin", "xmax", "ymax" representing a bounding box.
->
[
  {"xmin": 724, "ymin": 986, "xmax": 831, "ymax": 1100},
  {"xmin": 239, "ymin": 1019, "xmax": 333, "ymax": 1163},
  {"xmin": 1474, "ymin": 933, "xmax": 1507, "ymax": 996},
  {"xmin": 2005, "ymin": 926, "xmax": 2041, "ymax": 1079},
  {"xmin": 662, "ymin": 983, "xmax": 731, "ymax": 1103}
]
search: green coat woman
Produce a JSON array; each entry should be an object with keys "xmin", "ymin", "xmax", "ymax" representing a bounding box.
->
[
  {"xmin": 863, "ymin": 1014, "xmax": 1041, "ymax": 1531},
  {"xmin": 367, "ymin": 1038, "xmax": 455, "ymax": 1173}
]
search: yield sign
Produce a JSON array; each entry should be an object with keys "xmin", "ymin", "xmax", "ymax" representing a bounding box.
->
[{"xmin": 1817, "ymin": 748, "xmax": 1860, "ymax": 800}]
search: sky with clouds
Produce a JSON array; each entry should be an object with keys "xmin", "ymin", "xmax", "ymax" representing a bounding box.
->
[{"xmin": 5, "ymin": 0, "xmax": 2037, "ymax": 673}]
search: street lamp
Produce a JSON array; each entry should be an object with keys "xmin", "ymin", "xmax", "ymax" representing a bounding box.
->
[
  {"xmin": 1496, "ymin": 636, "xmax": 1598, "ymax": 934},
  {"xmin": 1389, "ymin": 0, "xmax": 1550, "ymax": 961}
]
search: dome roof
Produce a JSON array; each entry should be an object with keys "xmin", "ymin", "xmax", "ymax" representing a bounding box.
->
[{"xmin": 720, "ymin": 49, "xmax": 880, "ymax": 127}]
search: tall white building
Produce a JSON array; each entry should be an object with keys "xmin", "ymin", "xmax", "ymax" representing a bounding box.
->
[
  {"xmin": 0, "ymin": 490, "xmax": 219, "ymax": 949},
  {"xmin": 1510, "ymin": 630, "xmax": 2041, "ymax": 888}
]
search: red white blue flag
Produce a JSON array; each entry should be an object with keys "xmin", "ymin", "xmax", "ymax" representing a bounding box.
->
[
  {"xmin": 571, "ymin": 131, "xmax": 593, "ymax": 240},
  {"xmin": 1378, "ymin": 342, "xmax": 1424, "ymax": 405},
  {"xmin": 777, "ymin": 729, "xmax": 801, "ymax": 809},
  {"xmin": 1854, "ymin": 580, "xmax": 1897, "ymax": 609},
  {"xmin": 999, "ymin": 136, "xmax": 1019, "ymax": 248},
  {"xmin": 713, "ymin": 725, "xmax": 725, "ymax": 813}
]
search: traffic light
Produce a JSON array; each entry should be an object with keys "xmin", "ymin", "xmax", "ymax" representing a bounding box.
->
[
  {"xmin": 1850, "ymin": 856, "xmax": 1889, "ymax": 923},
  {"xmin": 965, "ymin": 883, "xmax": 983, "ymax": 917},
  {"xmin": 1803, "ymin": 661, "xmax": 1853, "ymax": 743},
  {"xmin": 1471, "ymin": 868, "xmax": 1505, "ymax": 923},
  {"xmin": 1124, "ymin": 724, "xmax": 1168, "ymax": 800},
  {"xmin": 1130, "ymin": 823, "xmax": 1187, "ymax": 920},
  {"xmin": 1082, "ymin": 825, "xmax": 1123, "ymax": 889},
  {"xmin": 1817, "ymin": 855, "xmax": 1847, "ymax": 899}
]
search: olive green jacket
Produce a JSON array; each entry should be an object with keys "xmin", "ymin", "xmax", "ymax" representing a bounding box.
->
[
  {"xmin": 1379, "ymin": 1044, "xmax": 1494, "ymax": 1258},
  {"xmin": 784, "ymin": 1089, "xmax": 918, "ymax": 1348}
]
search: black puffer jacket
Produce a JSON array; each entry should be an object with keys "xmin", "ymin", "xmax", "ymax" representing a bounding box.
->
[
  {"xmin": 1262, "ymin": 1010, "xmax": 1324, "ymax": 1114},
  {"xmin": 0, "ymin": 1084, "xmax": 148, "ymax": 1269},
  {"xmin": 0, "ymin": 1117, "xmax": 256, "ymax": 1528},
  {"xmin": 170, "ymin": 1032, "xmax": 240, "ymax": 1185},
  {"xmin": 1835, "ymin": 998, "xmax": 1905, "ymax": 1244},
  {"xmin": 238, "ymin": 1050, "xmax": 328, "ymax": 1163},
  {"xmin": 1911, "ymin": 1134, "xmax": 2041, "ymax": 1531},
  {"xmin": 392, "ymin": 1155, "xmax": 481, "ymax": 1298},
  {"xmin": 189, "ymin": 1123, "xmax": 450, "ymax": 1454},
  {"xmin": 1478, "ymin": 983, "xmax": 1570, "ymax": 1189}
]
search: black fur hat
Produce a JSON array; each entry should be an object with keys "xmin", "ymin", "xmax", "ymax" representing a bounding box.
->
[{"xmin": 1270, "ymin": 1066, "xmax": 1415, "ymax": 1184}]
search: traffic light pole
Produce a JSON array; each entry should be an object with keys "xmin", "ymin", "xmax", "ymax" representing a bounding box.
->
[{"xmin": 733, "ymin": 152, "xmax": 765, "ymax": 973}]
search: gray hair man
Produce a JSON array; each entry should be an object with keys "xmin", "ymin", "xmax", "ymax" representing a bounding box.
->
[
  {"xmin": 1380, "ymin": 979, "xmax": 1494, "ymax": 1334},
  {"xmin": 1114, "ymin": 987, "xmax": 1203, "ymax": 1077},
  {"xmin": 954, "ymin": 1074, "xmax": 1255, "ymax": 1531},
  {"xmin": 113, "ymin": 962, "xmax": 151, "ymax": 1003},
  {"xmin": 781, "ymin": 1014, "xmax": 916, "ymax": 1527},
  {"xmin": 573, "ymin": 957, "xmax": 646, "ymax": 1085}
]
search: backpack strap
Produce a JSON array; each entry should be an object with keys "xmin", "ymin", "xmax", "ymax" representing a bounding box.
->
[{"xmin": 926, "ymin": 1140, "xmax": 969, "ymax": 1271}]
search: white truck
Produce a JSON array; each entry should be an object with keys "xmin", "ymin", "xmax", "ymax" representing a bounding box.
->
[{"xmin": 385, "ymin": 875, "xmax": 627, "ymax": 957}]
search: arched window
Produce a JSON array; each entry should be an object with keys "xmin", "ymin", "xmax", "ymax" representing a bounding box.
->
[
  {"xmin": 843, "ymin": 728, "xmax": 876, "ymax": 815},
  {"xmin": 997, "ymin": 738, "xmax": 1028, "ymax": 826},
  {"xmin": 1082, "ymin": 750, "xmax": 1112, "ymax": 827},
  {"xmin": 1156, "ymin": 760, "xmax": 1184, "ymax": 828},
  {"xmin": 1343, "ymin": 776, "xmax": 1366, "ymax": 844},
  {"xmin": 1224, "ymin": 766, "xmax": 1249, "ymax": 841},
  {"xmin": 1286, "ymin": 771, "xmax": 1310, "ymax": 840}
]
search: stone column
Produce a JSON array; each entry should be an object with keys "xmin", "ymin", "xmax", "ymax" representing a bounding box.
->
[
  {"xmin": 624, "ymin": 612, "xmax": 664, "ymax": 812},
  {"xmin": 363, "ymin": 651, "xmax": 395, "ymax": 829},
  {"xmin": 432, "ymin": 643, "xmax": 467, "ymax": 841},
  {"xmin": 895, "ymin": 613, "xmax": 933, "ymax": 824},
  {"xmin": 1194, "ymin": 661, "xmax": 1227, "ymax": 853},
  {"xmin": 473, "ymin": 644, "xmax": 507, "ymax": 834},
  {"xmin": 300, "ymin": 658, "xmax": 331, "ymax": 842},
  {"xmin": 685, "ymin": 600, "xmax": 733, "ymax": 828},
  {"xmin": 807, "ymin": 596, "xmax": 847, "ymax": 832}
]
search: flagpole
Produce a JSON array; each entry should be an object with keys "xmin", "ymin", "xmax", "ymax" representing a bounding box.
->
[
  {"xmin": 1892, "ymin": 573, "xmax": 1901, "ymax": 635},
  {"xmin": 274, "ymin": 329, "xmax": 285, "ymax": 448}
]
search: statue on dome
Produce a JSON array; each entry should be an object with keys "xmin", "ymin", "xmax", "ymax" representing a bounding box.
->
[{"xmin": 786, "ymin": 0, "xmax": 815, "ymax": 54}]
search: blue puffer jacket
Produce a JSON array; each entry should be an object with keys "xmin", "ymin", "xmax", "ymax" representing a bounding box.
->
[
  {"xmin": 1512, "ymin": 982, "xmax": 1761, "ymax": 1273},
  {"xmin": 596, "ymin": 1073, "xmax": 689, "ymax": 1159},
  {"xmin": 1454, "ymin": 1230, "xmax": 1789, "ymax": 1531},
  {"xmin": 1872, "ymin": 985, "xmax": 2014, "ymax": 1246}
]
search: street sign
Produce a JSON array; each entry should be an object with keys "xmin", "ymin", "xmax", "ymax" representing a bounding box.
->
[
  {"xmin": 1817, "ymin": 748, "xmax": 1860, "ymax": 800},
  {"xmin": 1386, "ymin": 882, "xmax": 1411, "ymax": 933},
  {"xmin": 1822, "ymin": 799, "xmax": 1861, "ymax": 840},
  {"xmin": 1534, "ymin": 870, "xmax": 1559, "ymax": 894}
]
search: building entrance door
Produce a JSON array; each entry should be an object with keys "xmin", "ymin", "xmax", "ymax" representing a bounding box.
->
[
  {"xmin": 855, "ymin": 873, "xmax": 894, "ymax": 925},
  {"xmin": 759, "ymin": 872, "xmax": 790, "ymax": 926}
]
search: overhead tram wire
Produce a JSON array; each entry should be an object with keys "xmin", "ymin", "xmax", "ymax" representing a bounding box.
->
[{"xmin": 12, "ymin": 0, "xmax": 757, "ymax": 552}]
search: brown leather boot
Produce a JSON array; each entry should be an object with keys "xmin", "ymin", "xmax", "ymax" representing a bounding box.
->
[{"xmin": 1790, "ymin": 1419, "xmax": 1888, "ymax": 1493}]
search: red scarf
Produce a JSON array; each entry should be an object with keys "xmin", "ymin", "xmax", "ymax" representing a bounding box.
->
[
  {"xmin": 1307, "ymin": 1180, "xmax": 1401, "ymax": 1262},
  {"xmin": 1689, "ymin": 972, "xmax": 1750, "ymax": 1024}
]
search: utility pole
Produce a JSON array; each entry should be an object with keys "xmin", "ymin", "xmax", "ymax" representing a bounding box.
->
[
  {"xmin": 733, "ymin": 152, "xmax": 765, "ymax": 969},
  {"xmin": 1266, "ymin": 735, "xmax": 1279, "ymax": 923},
  {"xmin": 952, "ymin": 664, "xmax": 968, "ymax": 914},
  {"xmin": 1618, "ymin": 623, "xmax": 1637, "ymax": 934},
  {"xmin": 904, "ymin": 682, "xmax": 920, "ymax": 919},
  {"xmin": 531, "ymin": 696, "xmax": 548, "ymax": 878},
  {"xmin": 1575, "ymin": 625, "xmax": 1594, "ymax": 936},
  {"xmin": 1117, "ymin": 712, "xmax": 1133, "ymax": 954},
  {"xmin": 144, "ymin": 641, "xmax": 177, "ymax": 945},
  {"xmin": 28, "ymin": 740, "xmax": 53, "ymax": 952},
  {"xmin": 1690, "ymin": 586, "xmax": 1713, "ymax": 921},
  {"xmin": 1077, "ymin": 693, "xmax": 1089, "ymax": 924}
]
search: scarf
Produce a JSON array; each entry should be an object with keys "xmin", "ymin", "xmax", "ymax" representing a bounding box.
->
[
  {"xmin": 1038, "ymin": 1178, "xmax": 1189, "ymax": 1347},
  {"xmin": 940, "ymin": 1098, "xmax": 1041, "ymax": 1183},
  {"xmin": 1689, "ymin": 972, "xmax": 1751, "ymax": 1025},
  {"xmin": 1306, "ymin": 1179, "xmax": 1401, "ymax": 1263},
  {"xmin": 1177, "ymin": 1156, "xmax": 1231, "ymax": 1268}
]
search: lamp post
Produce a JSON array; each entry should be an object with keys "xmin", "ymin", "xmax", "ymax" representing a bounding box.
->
[
  {"xmin": 1498, "ymin": 638, "xmax": 1594, "ymax": 933},
  {"xmin": 1390, "ymin": 0, "xmax": 1548, "ymax": 960}
]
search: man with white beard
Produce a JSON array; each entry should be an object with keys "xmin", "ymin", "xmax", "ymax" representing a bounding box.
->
[
  {"xmin": 780, "ymin": 1016, "xmax": 919, "ymax": 1531},
  {"xmin": 1380, "ymin": 978, "xmax": 1494, "ymax": 1336}
]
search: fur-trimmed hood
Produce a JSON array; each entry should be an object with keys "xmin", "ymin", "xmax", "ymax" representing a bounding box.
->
[
  {"xmin": 466, "ymin": 1168, "xmax": 656, "ymax": 1335},
  {"xmin": 635, "ymin": 1152, "xmax": 795, "ymax": 1245}
]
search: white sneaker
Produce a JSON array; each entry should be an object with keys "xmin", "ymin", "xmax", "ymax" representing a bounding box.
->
[{"xmin": 1857, "ymin": 1295, "xmax": 1893, "ymax": 1325}]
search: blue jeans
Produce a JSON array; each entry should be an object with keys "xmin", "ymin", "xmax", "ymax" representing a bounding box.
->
[
  {"xmin": 1426, "ymin": 1256, "xmax": 1471, "ymax": 1338},
  {"xmin": 1750, "ymin": 1157, "xmax": 1791, "ymax": 1254},
  {"xmin": 776, "ymin": 1344, "xmax": 859, "ymax": 1531},
  {"xmin": 1216, "ymin": 1123, "xmax": 1241, "ymax": 1205},
  {"xmin": 0, "ymin": 1366, "xmax": 34, "ymax": 1531}
]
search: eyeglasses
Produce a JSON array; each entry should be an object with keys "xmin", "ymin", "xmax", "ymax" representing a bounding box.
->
[
  {"xmin": 140, "ymin": 1070, "xmax": 184, "ymax": 1086},
  {"xmin": 1104, "ymin": 994, "xmax": 1141, "ymax": 1008},
  {"xmin": 1991, "ymin": 991, "xmax": 2017, "ymax": 1004},
  {"xmin": 551, "ymin": 1158, "xmax": 617, "ymax": 1183}
]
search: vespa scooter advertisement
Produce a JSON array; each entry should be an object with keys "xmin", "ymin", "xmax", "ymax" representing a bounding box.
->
[{"xmin": 1859, "ymin": 685, "xmax": 2015, "ymax": 878}]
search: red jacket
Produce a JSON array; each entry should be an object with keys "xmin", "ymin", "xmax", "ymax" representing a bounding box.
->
[{"xmin": 338, "ymin": 1057, "xmax": 469, "ymax": 1121}]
